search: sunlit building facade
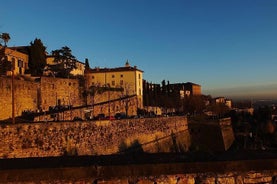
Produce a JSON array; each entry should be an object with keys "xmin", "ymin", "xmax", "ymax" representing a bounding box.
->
[
  {"xmin": 85, "ymin": 61, "xmax": 144, "ymax": 109},
  {"xmin": 0, "ymin": 46, "xmax": 29, "ymax": 75}
]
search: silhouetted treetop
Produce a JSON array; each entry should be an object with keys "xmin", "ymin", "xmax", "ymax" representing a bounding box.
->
[
  {"xmin": 51, "ymin": 46, "xmax": 77, "ymax": 78},
  {"xmin": 28, "ymin": 38, "xmax": 47, "ymax": 76}
]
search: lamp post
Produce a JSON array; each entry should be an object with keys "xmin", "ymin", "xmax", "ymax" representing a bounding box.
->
[{"xmin": 11, "ymin": 59, "xmax": 15, "ymax": 124}]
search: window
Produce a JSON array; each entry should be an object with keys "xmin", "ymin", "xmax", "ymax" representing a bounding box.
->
[
  {"xmin": 18, "ymin": 60, "xmax": 23, "ymax": 67},
  {"xmin": 112, "ymin": 75, "xmax": 115, "ymax": 78},
  {"xmin": 120, "ymin": 80, "xmax": 123, "ymax": 85},
  {"xmin": 138, "ymin": 74, "xmax": 141, "ymax": 79},
  {"xmin": 120, "ymin": 74, "xmax": 123, "ymax": 78},
  {"xmin": 112, "ymin": 81, "xmax": 115, "ymax": 86},
  {"xmin": 92, "ymin": 75, "xmax": 95, "ymax": 79}
]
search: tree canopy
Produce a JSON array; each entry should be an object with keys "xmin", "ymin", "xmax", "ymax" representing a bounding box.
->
[
  {"xmin": 85, "ymin": 58, "xmax": 90, "ymax": 69},
  {"xmin": 0, "ymin": 33, "xmax": 10, "ymax": 46},
  {"xmin": 51, "ymin": 46, "xmax": 77, "ymax": 78},
  {"xmin": 0, "ymin": 53, "xmax": 11, "ymax": 75},
  {"xmin": 28, "ymin": 38, "xmax": 47, "ymax": 76},
  {"xmin": 0, "ymin": 33, "xmax": 11, "ymax": 75}
]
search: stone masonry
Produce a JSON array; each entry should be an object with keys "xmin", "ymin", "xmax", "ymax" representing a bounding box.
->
[{"xmin": 0, "ymin": 116, "xmax": 189, "ymax": 158}]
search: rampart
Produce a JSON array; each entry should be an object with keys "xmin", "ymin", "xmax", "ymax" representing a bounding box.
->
[
  {"xmin": 0, "ymin": 76, "xmax": 140, "ymax": 121},
  {"xmin": 0, "ymin": 77, "xmax": 85, "ymax": 120},
  {"xmin": 189, "ymin": 117, "xmax": 235, "ymax": 151},
  {"xmin": 1, "ymin": 158, "xmax": 277, "ymax": 184},
  {"xmin": 39, "ymin": 77, "xmax": 85, "ymax": 111},
  {"xmin": 0, "ymin": 77, "xmax": 38, "ymax": 120},
  {"xmin": 0, "ymin": 116, "xmax": 189, "ymax": 158}
]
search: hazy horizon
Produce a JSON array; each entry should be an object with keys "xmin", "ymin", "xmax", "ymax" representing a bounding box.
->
[{"xmin": 203, "ymin": 83, "xmax": 277, "ymax": 100}]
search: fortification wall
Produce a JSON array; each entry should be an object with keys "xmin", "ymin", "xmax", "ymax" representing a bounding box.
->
[
  {"xmin": 1, "ymin": 161, "xmax": 277, "ymax": 184},
  {"xmin": 0, "ymin": 77, "xmax": 85, "ymax": 121},
  {"xmin": 40, "ymin": 77, "xmax": 85, "ymax": 111},
  {"xmin": 35, "ymin": 94, "xmax": 140, "ymax": 122},
  {"xmin": 89, "ymin": 91, "xmax": 140, "ymax": 117},
  {"xmin": 98, "ymin": 171, "xmax": 277, "ymax": 184},
  {"xmin": 220, "ymin": 118, "xmax": 235, "ymax": 150},
  {"xmin": 189, "ymin": 118, "xmax": 234, "ymax": 151},
  {"xmin": 0, "ymin": 76, "xmax": 140, "ymax": 121},
  {"xmin": 0, "ymin": 77, "xmax": 38, "ymax": 120},
  {"xmin": 0, "ymin": 116, "xmax": 189, "ymax": 158}
]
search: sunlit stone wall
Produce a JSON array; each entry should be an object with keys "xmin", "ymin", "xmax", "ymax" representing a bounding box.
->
[
  {"xmin": 0, "ymin": 116, "xmax": 189, "ymax": 158},
  {"xmin": 0, "ymin": 77, "xmax": 38, "ymax": 120}
]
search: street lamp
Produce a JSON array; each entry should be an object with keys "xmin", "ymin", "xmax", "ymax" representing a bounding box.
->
[{"xmin": 11, "ymin": 58, "xmax": 15, "ymax": 124}]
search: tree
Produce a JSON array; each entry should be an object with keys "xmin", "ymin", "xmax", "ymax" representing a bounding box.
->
[
  {"xmin": 183, "ymin": 95, "xmax": 206, "ymax": 115},
  {"xmin": 85, "ymin": 58, "xmax": 90, "ymax": 69},
  {"xmin": 0, "ymin": 33, "xmax": 11, "ymax": 75},
  {"xmin": 206, "ymin": 102, "xmax": 229, "ymax": 117},
  {"xmin": 51, "ymin": 46, "xmax": 77, "ymax": 78},
  {"xmin": 28, "ymin": 38, "xmax": 47, "ymax": 76},
  {"xmin": 0, "ymin": 54, "xmax": 12, "ymax": 75},
  {"xmin": 0, "ymin": 33, "xmax": 10, "ymax": 46}
]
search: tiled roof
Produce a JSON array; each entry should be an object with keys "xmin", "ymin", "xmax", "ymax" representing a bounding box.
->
[{"xmin": 86, "ymin": 66, "xmax": 143, "ymax": 73}]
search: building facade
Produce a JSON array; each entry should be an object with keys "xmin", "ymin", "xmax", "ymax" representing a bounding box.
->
[
  {"xmin": 0, "ymin": 46, "xmax": 29, "ymax": 75},
  {"xmin": 215, "ymin": 97, "xmax": 232, "ymax": 109},
  {"xmin": 85, "ymin": 61, "xmax": 144, "ymax": 111},
  {"xmin": 181, "ymin": 82, "xmax": 202, "ymax": 96}
]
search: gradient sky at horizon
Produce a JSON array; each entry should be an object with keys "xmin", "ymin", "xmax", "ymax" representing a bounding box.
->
[{"xmin": 1, "ymin": 0, "xmax": 277, "ymax": 98}]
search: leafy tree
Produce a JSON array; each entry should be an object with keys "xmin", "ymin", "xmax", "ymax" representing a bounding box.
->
[
  {"xmin": 183, "ymin": 95, "xmax": 206, "ymax": 115},
  {"xmin": 206, "ymin": 102, "xmax": 229, "ymax": 117},
  {"xmin": 28, "ymin": 38, "xmax": 47, "ymax": 76},
  {"xmin": 0, "ymin": 54, "xmax": 12, "ymax": 75},
  {"xmin": 0, "ymin": 33, "xmax": 11, "ymax": 75},
  {"xmin": 51, "ymin": 46, "xmax": 76, "ymax": 78},
  {"xmin": 0, "ymin": 33, "xmax": 10, "ymax": 46}
]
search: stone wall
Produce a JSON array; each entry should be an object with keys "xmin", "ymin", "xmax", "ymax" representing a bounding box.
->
[
  {"xmin": 0, "ymin": 76, "xmax": 141, "ymax": 121},
  {"xmin": 219, "ymin": 118, "xmax": 235, "ymax": 150},
  {"xmin": 34, "ymin": 94, "xmax": 140, "ymax": 122},
  {"xmin": 0, "ymin": 77, "xmax": 85, "ymax": 121},
  {"xmin": 99, "ymin": 171, "xmax": 277, "ymax": 184},
  {"xmin": 0, "ymin": 77, "xmax": 38, "ymax": 120},
  {"xmin": 88, "ymin": 91, "xmax": 140, "ymax": 117},
  {"xmin": 189, "ymin": 118, "xmax": 234, "ymax": 151},
  {"xmin": 0, "ymin": 116, "xmax": 189, "ymax": 158},
  {"xmin": 40, "ymin": 77, "xmax": 85, "ymax": 111},
  {"xmin": 1, "ymin": 162, "xmax": 277, "ymax": 184},
  {"xmin": 92, "ymin": 171, "xmax": 277, "ymax": 184}
]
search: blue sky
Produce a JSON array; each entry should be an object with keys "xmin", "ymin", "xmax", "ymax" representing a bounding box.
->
[{"xmin": 1, "ymin": 0, "xmax": 277, "ymax": 99}]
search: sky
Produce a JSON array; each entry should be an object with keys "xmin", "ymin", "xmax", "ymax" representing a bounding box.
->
[{"xmin": 1, "ymin": 0, "xmax": 277, "ymax": 99}]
